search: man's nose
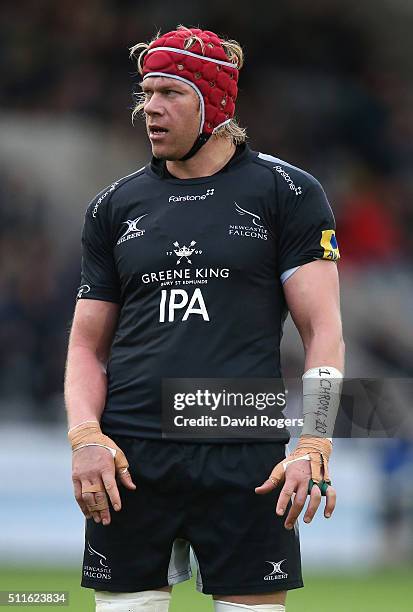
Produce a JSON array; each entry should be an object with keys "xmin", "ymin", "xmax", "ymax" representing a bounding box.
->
[{"xmin": 144, "ymin": 93, "xmax": 164, "ymax": 115}]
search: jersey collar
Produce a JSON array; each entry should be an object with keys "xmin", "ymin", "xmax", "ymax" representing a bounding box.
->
[{"xmin": 147, "ymin": 143, "xmax": 253, "ymax": 183}]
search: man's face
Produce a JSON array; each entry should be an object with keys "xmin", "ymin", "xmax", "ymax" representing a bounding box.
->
[{"xmin": 142, "ymin": 76, "xmax": 201, "ymax": 160}]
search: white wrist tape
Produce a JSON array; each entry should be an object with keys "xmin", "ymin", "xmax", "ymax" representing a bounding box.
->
[
  {"xmin": 72, "ymin": 442, "xmax": 117, "ymax": 458},
  {"xmin": 301, "ymin": 366, "xmax": 343, "ymax": 438},
  {"xmin": 282, "ymin": 453, "xmax": 311, "ymax": 470}
]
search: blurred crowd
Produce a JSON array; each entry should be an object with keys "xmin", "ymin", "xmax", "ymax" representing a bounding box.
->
[
  {"xmin": 0, "ymin": 170, "xmax": 79, "ymax": 419},
  {"xmin": 1, "ymin": 0, "xmax": 413, "ymax": 418}
]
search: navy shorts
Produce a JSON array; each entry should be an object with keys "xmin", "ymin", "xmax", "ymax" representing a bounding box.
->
[{"xmin": 81, "ymin": 437, "xmax": 304, "ymax": 595}]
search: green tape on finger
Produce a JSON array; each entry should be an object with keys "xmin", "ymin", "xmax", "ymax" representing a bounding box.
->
[{"xmin": 308, "ymin": 479, "xmax": 331, "ymax": 496}]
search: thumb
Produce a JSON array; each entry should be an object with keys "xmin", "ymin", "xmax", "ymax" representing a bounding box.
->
[
  {"xmin": 255, "ymin": 461, "xmax": 285, "ymax": 494},
  {"xmin": 113, "ymin": 448, "xmax": 136, "ymax": 489},
  {"xmin": 255, "ymin": 478, "xmax": 279, "ymax": 495},
  {"xmin": 118, "ymin": 467, "xmax": 137, "ymax": 489},
  {"xmin": 118, "ymin": 468, "xmax": 136, "ymax": 490}
]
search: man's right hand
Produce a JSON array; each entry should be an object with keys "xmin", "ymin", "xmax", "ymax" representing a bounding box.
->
[{"xmin": 68, "ymin": 421, "xmax": 137, "ymax": 526}]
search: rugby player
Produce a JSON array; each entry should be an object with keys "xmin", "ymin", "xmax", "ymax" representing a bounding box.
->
[{"xmin": 65, "ymin": 26, "xmax": 344, "ymax": 612}]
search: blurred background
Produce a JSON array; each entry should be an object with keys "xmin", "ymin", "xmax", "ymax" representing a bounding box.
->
[{"xmin": 1, "ymin": 1, "xmax": 412, "ymax": 610}]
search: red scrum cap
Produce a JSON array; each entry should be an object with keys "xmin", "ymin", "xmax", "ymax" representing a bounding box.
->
[{"xmin": 142, "ymin": 28, "xmax": 239, "ymax": 137}]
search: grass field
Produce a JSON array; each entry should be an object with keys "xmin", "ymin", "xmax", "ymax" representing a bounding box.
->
[{"xmin": 2, "ymin": 567, "xmax": 413, "ymax": 611}]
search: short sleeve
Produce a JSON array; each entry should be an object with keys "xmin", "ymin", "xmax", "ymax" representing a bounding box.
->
[
  {"xmin": 77, "ymin": 193, "xmax": 121, "ymax": 303},
  {"xmin": 278, "ymin": 177, "xmax": 340, "ymax": 278}
]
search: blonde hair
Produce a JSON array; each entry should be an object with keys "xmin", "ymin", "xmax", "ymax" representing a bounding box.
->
[{"xmin": 129, "ymin": 25, "xmax": 247, "ymax": 144}]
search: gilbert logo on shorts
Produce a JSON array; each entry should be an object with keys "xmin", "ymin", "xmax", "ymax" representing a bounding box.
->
[
  {"xmin": 117, "ymin": 214, "xmax": 148, "ymax": 245},
  {"xmin": 83, "ymin": 541, "xmax": 112, "ymax": 581},
  {"xmin": 264, "ymin": 559, "xmax": 288, "ymax": 581}
]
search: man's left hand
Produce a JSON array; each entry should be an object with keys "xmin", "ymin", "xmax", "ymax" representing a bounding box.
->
[{"xmin": 255, "ymin": 458, "xmax": 336, "ymax": 530}]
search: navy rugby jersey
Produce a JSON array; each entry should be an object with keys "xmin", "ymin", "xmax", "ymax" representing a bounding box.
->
[{"xmin": 78, "ymin": 144, "xmax": 340, "ymax": 440}]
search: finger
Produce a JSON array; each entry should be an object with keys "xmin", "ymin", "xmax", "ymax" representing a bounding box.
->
[
  {"xmin": 73, "ymin": 479, "xmax": 91, "ymax": 519},
  {"xmin": 101, "ymin": 470, "xmax": 122, "ymax": 512},
  {"xmin": 113, "ymin": 448, "xmax": 136, "ymax": 490},
  {"xmin": 276, "ymin": 480, "xmax": 297, "ymax": 516},
  {"xmin": 322, "ymin": 455, "xmax": 331, "ymax": 483},
  {"xmin": 81, "ymin": 492, "xmax": 100, "ymax": 522},
  {"xmin": 303, "ymin": 482, "xmax": 322, "ymax": 524},
  {"xmin": 284, "ymin": 481, "xmax": 308, "ymax": 529},
  {"xmin": 309, "ymin": 454, "xmax": 323, "ymax": 483},
  {"xmin": 324, "ymin": 485, "xmax": 337, "ymax": 518},
  {"xmin": 117, "ymin": 467, "xmax": 137, "ymax": 490},
  {"xmin": 87, "ymin": 495, "xmax": 109, "ymax": 524},
  {"xmin": 90, "ymin": 506, "xmax": 100, "ymax": 523},
  {"xmin": 255, "ymin": 462, "xmax": 284, "ymax": 494},
  {"xmin": 91, "ymin": 490, "xmax": 111, "ymax": 525},
  {"xmin": 81, "ymin": 483, "xmax": 104, "ymax": 524},
  {"xmin": 88, "ymin": 504, "xmax": 101, "ymax": 523}
]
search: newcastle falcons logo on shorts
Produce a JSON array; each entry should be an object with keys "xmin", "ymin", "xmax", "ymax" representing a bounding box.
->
[
  {"xmin": 83, "ymin": 541, "xmax": 112, "ymax": 581},
  {"xmin": 87, "ymin": 542, "xmax": 108, "ymax": 568},
  {"xmin": 117, "ymin": 214, "xmax": 148, "ymax": 245},
  {"xmin": 264, "ymin": 559, "xmax": 288, "ymax": 580}
]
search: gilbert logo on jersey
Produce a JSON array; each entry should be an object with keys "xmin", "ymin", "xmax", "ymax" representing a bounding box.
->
[
  {"xmin": 116, "ymin": 214, "xmax": 149, "ymax": 246},
  {"xmin": 320, "ymin": 229, "xmax": 340, "ymax": 261}
]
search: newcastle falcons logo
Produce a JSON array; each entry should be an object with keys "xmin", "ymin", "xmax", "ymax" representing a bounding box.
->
[
  {"xmin": 264, "ymin": 559, "xmax": 288, "ymax": 580},
  {"xmin": 234, "ymin": 202, "xmax": 264, "ymax": 228},
  {"xmin": 87, "ymin": 542, "xmax": 108, "ymax": 568}
]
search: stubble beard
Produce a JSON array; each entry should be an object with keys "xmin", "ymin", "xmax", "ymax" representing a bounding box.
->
[
  {"xmin": 151, "ymin": 142, "xmax": 189, "ymax": 161},
  {"xmin": 150, "ymin": 126, "xmax": 199, "ymax": 161}
]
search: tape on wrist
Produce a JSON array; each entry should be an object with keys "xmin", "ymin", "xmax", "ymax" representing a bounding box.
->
[
  {"xmin": 283, "ymin": 454, "xmax": 311, "ymax": 471},
  {"xmin": 68, "ymin": 420, "xmax": 100, "ymax": 434},
  {"xmin": 72, "ymin": 443, "xmax": 117, "ymax": 458},
  {"xmin": 302, "ymin": 366, "xmax": 343, "ymax": 438}
]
